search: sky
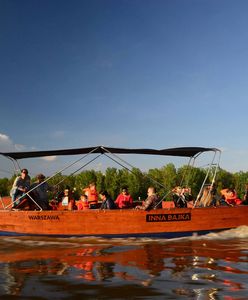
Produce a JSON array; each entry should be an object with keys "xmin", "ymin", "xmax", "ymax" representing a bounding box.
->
[{"xmin": 1, "ymin": 0, "xmax": 248, "ymax": 178}]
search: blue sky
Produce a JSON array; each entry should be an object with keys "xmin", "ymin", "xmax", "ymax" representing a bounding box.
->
[{"xmin": 1, "ymin": 0, "xmax": 248, "ymax": 177}]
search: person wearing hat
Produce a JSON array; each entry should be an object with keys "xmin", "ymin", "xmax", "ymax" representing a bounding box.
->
[
  {"xmin": 10, "ymin": 168, "xmax": 31, "ymax": 207},
  {"xmin": 30, "ymin": 173, "xmax": 53, "ymax": 210}
]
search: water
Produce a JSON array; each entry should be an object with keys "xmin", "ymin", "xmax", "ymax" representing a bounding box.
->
[{"xmin": 0, "ymin": 226, "xmax": 248, "ymax": 299}]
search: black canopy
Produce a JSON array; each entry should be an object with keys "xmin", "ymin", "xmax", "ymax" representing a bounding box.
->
[{"xmin": 0, "ymin": 146, "xmax": 220, "ymax": 160}]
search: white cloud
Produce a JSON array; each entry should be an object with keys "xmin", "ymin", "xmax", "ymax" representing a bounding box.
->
[
  {"xmin": 0, "ymin": 133, "xmax": 27, "ymax": 152},
  {"xmin": 40, "ymin": 156, "xmax": 57, "ymax": 161},
  {"xmin": 0, "ymin": 133, "xmax": 9, "ymax": 142},
  {"xmin": 0, "ymin": 133, "xmax": 15, "ymax": 151},
  {"xmin": 0, "ymin": 132, "xmax": 57, "ymax": 162}
]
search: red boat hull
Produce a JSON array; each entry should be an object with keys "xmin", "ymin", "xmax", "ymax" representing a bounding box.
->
[{"xmin": 0, "ymin": 200, "xmax": 247, "ymax": 238}]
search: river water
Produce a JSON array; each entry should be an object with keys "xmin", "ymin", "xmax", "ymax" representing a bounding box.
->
[{"xmin": 0, "ymin": 226, "xmax": 248, "ymax": 300}]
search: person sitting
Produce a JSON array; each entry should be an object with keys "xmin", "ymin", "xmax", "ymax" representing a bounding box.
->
[
  {"xmin": 61, "ymin": 187, "xmax": 77, "ymax": 210},
  {"xmin": 83, "ymin": 182, "xmax": 98, "ymax": 209},
  {"xmin": 197, "ymin": 184, "xmax": 219, "ymax": 207},
  {"xmin": 99, "ymin": 191, "xmax": 116, "ymax": 209},
  {"xmin": 220, "ymin": 188, "xmax": 242, "ymax": 206},
  {"xmin": 135, "ymin": 187, "xmax": 161, "ymax": 211},
  {"xmin": 172, "ymin": 186, "xmax": 187, "ymax": 208},
  {"xmin": 30, "ymin": 173, "xmax": 54, "ymax": 210},
  {"xmin": 115, "ymin": 186, "xmax": 133, "ymax": 209},
  {"xmin": 10, "ymin": 168, "xmax": 31, "ymax": 208},
  {"xmin": 243, "ymin": 183, "xmax": 248, "ymax": 205},
  {"xmin": 172, "ymin": 186, "xmax": 194, "ymax": 208},
  {"xmin": 76, "ymin": 194, "xmax": 90, "ymax": 210}
]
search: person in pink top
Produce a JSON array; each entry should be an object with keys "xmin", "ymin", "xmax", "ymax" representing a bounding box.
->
[{"xmin": 115, "ymin": 186, "xmax": 133, "ymax": 209}]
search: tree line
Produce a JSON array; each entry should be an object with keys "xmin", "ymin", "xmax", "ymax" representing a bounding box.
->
[{"xmin": 0, "ymin": 164, "xmax": 248, "ymax": 201}]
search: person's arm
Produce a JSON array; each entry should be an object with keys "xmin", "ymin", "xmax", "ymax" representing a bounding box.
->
[{"xmin": 136, "ymin": 196, "xmax": 154, "ymax": 210}]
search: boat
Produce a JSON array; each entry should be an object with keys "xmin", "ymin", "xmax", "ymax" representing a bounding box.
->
[{"xmin": 0, "ymin": 145, "xmax": 247, "ymax": 238}]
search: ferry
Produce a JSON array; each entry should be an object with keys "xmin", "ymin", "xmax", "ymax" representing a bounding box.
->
[{"xmin": 0, "ymin": 146, "xmax": 247, "ymax": 238}]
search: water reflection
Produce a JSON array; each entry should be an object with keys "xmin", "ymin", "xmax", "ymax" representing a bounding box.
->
[{"xmin": 0, "ymin": 228, "xmax": 248, "ymax": 299}]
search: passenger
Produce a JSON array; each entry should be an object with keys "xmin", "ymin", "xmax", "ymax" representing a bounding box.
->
[
  {"xmin": 99, "ymin": 191, "xmax": 116, "ymax": 209},
  {"xmin": 197, "ymin": 184, "xmax": 219, "ymax": 207},
  {"xmin": 243, "ymin": 183, "xmax": 248, "ymax": 205},
  {"xmin": 83, "ymin": 182, "xmax": 98, "ymax": 209},
  {"xmin": 49, "ymin": 199, "xmax": 58, "ymax": 210},
  {"xmin": 115, "ymin": 186, "xmax": 133, "ymax": 209},
  {"xmin": 30, "ymin": 173, "xmax": 54, "ymax": 210},
  {"xmin": 182, "ymin": 187, "xmax": 193, "ymax": 201},
  {"xmin": 10, "ymin": 168, "xmax": 31, "ymax": 208},
  {"xmin": 62, "ymin": 187, "xmax": 76, "ymax": 210},
  {"xmin": 135, "ymin": 187, "xmax": 161, "ymax": 211},
  {"xmin": 76, "ymin": 194, "xmax": 89, "ymax": 210},
  {"xmin": 220, "ymin": 188, "xmax": 242, "ymax": 206},
  {"xmin": 172, "ymin": 186, "xmax": 187, "ymax": 208}
]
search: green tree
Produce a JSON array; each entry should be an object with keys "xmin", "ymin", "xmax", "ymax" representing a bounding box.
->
[
  {"xmin": 0, "ymin": 178, "xmax": 9, "ymax": 196},
  {"xmin": 126, "ymin": 167, "xmax": 147, "ymax": 200},
  {"xmin": 104, "ymin": 168, "xmax": 120, "ymax": 198},
  {"xmin": 233, "ymin": 171, "xmax": 248, "ymax": 198},
  {"xmin": 159, "ymin": 163, "xmax": 177, "ymax": 198},
  {"xmin": 215, "ymin": 168, "xmax": 235, "ymax": 190}
]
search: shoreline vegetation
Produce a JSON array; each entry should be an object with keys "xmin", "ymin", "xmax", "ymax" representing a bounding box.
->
[{"xmin": 0, "ymin": 164, "xmax": 247, "ymax": 201}]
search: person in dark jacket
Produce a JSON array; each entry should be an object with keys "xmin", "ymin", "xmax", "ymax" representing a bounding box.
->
[
  {"xmin": 30, "ymin": 173, "xmax": 54, "ymax": 210},
  {"xmin": 99, "ymin": 191, "xmax": 116, "ymax": 209}
]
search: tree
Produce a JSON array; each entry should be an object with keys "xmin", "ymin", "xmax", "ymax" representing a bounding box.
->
[
  {"xmin": 104, "ymin": 168, "xmax": 120, "ymax": 199},
  {"xmin": 126, "ymin": 167, "xmax": 148, "ymax": 200},
  {"xmin": 0, "ymin": 178, "xmax": 9, "ymax": 196},
  {"xmin": 233, "ymin": 171, "xmax": 248, "ymax": 198},
  {"xmin": 215, "ymin": 168, "xmax": 235, "ymax": 191}
]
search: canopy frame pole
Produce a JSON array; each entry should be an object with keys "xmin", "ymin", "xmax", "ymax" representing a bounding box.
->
[
  {"xmin": 194, "ymin": 149, "xmax": 221, "ymax": 207},
  {"xmin": 101, "ymin": 146, "xmax": 166, "ymax": 189},
  {"xmin": 5, "ymin": 156, "xmax": 22, "ymax": 175},
  {"xmin": 179, "ymin": 156, "xmax": 196, "ymax": 187},
  {"xmin": 52, "ymin": 154, "xmax": 102, "ymax": 188},
  {"xmin": 102, "ymin": 151, "xmax": 172, "ymax": 209},
  {"xmin": 4, "ymin": 146, "xmax": 100, "ymax": 210}
]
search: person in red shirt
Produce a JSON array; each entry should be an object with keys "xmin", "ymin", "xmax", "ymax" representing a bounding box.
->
[
  {"xmin": 115, "ymin": 186, "xmax": 133, "ymax": 209},
  {"xmin": 220, "ymin": 188, "xmax": 242, "ymax": 206}
]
